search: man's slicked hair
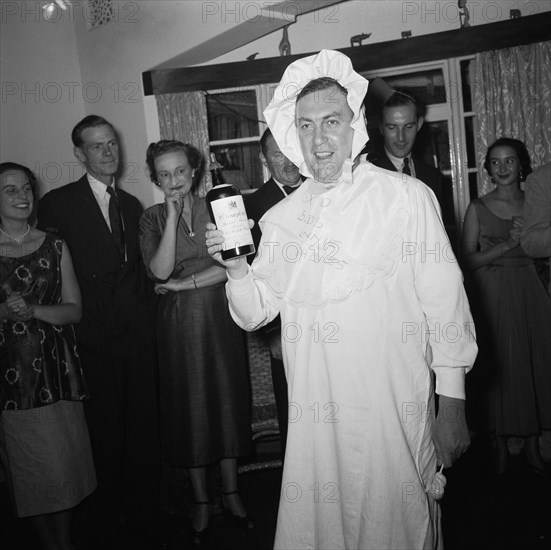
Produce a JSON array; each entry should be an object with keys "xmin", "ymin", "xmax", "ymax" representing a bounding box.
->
[
  {"xmin": 71, "ymin": 115, "xmax": 116, "ymax": 147},
  {"xmin": 382, "ymin": 91, "xmax": 425, "ymax": 120}
]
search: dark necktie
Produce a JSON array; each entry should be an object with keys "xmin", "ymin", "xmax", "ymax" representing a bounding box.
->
[
  {"xmin": 106, "ymin": 186, "xmax": 125, "ymax": 259},
  {"xmin": 402, "ymin": 157, "xmax": 411, "ymax": 176},
  {"xmin": 283, "ymin": 185, "xmax": 298, "ymax": 195}
]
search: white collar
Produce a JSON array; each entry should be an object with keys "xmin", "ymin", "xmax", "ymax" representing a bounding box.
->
[
  {"xmin": 87, "ymin": 173, "xmax": 115, "ymax": 197},
  {"xmin": 384, "ymin": 148, "xmax": 412, "ymax": 172}
]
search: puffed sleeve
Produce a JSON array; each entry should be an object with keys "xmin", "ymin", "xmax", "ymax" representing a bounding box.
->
[
  {"xmin": 407, "ymin": 180, "xmax": 477, "ymax": 399},
  {"xmin": 226, "ymin": 267, "xmax": 281, "ymax": 331}
]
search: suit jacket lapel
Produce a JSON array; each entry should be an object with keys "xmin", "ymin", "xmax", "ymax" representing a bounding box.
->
[{"xmin": 78, "ymin": 176, "xmax": 110, "ymax": 230}]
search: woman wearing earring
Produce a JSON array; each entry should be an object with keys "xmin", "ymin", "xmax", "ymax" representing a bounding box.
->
[
  {"xmin": 0, "ymin": 162, "xmax": 96, "ymax": 550},
  {"xmin": 139, "ymin": 141, "xmax": 253, "ymax": 544},
  {"xmin": 462, "ymin": 138, "xmax": 551, "ymax": 477}
]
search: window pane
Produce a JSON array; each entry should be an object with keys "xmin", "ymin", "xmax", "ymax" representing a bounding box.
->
[
  {"xmin": 363, "ymin": 68, "xmax": 447, "ymax": 111},
  {"xmin": 206, "ymin": 91, "xmax": 259, "ymax": 141},
  {"xmin": 414, "ymin": 120, "xmax": 451, "ymax": 172},
  {"xmin": 414, "ymin": 120, "xmax": 456, "ymax": 240},
  {"xmin": 383, "ymin": 69, "xmax": 447, "ymax": 105},
  {"xmin": 460, "ymin": 59, "xmax": 473, "ymax": 113},
  {"xmin": 464, "ymin": 116, "xmax": 476, "ymax": 167},
  {"xmin": 210, "ymin": 143, "xmax": 263, "ymax": 192}
]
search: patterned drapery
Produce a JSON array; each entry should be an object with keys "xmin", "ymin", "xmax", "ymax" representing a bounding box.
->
[
  {"xmin": 155, "ymin": 92, "xmax": 212, "ymax": 196},
  {"xmin": 473, "ymin": 41, "xmax": 551, "ymax": 196}
]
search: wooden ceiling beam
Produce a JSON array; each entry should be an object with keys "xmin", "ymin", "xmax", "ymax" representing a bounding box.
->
[{"xmin": 143, "ymin": 13, "xmax": 551, "ymax": 96}]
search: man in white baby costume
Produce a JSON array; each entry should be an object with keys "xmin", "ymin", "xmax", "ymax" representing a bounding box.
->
[{"xmin": 206, "ymin": 50, "xmax": 477, "ymax": 550}]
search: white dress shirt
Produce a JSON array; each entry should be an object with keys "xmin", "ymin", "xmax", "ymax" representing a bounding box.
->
[{"xmin": 87, "ymin": 174, "xmax": 116, "ymax": 230}]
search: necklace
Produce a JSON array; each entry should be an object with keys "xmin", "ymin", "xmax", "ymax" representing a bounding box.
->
[
  {"xmin": 183, "ymin": 197, "xmax": 195, "ymax": 237},
  {"xmin": 0, "ymin": 223, "xmax": 31, "ymax": 245}
]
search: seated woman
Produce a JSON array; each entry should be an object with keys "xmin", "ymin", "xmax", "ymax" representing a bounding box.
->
[
  {"xmin": 0, "ymin": 162, "xmax": 96, "ymax": 550},
  {"xmin": 461, "ymin": 138, "xmax": 551, "ymax": 477},
  {"xmin": 139, "ymin": 141, "xmax": 253, "ymax": 545}
]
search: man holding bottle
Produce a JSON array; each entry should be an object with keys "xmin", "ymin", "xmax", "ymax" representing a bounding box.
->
[{"xmin": 206, "ymin": 50, "xmax": 477, "ymax": 550}]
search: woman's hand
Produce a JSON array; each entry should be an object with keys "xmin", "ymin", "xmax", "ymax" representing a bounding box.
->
[
  {"xmin": 507, "ymin": 228, "xmax": 522, "ymax": 247},
  {"xmin": 507, "ymin": 216, "xmax": 524, "ymax": 248},
  {"xmin": 205, "ymin": 222, "xmax": 250, "ymax": 279},
  {"xmin": 5, "ymin": 292, "xmax": 34, "ymax": 322},
  {"xmin": 0, "ymin": 301, "xmax": 10, "ymax": 321},
  {"xmin": 512, "ymin": 215, "xmax": 524, "ymax": 230},
  {"xmin": 154, "ymin": 278, "xmax": 183, "ymax": 295},
  {"xmin": 165, "ymin": 190, "xmax": 185, "ymax": 220}
]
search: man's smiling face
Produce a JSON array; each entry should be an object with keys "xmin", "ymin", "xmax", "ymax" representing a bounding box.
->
[{"xmin": 296, "ymin": 85, "xmax": 354, "ymax": 183}]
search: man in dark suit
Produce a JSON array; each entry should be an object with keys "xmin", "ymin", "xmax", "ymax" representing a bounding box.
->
[
  {"xmin": 37, "ymin": 115, "xmax": 160, "ymax": 547},
  {"xmin": 370, "ymin": 91, "xmax": 444, "ymax": 205},
  {"xmin": 244, "ymin": 127, "xmax": 302, "ymax": 458}
]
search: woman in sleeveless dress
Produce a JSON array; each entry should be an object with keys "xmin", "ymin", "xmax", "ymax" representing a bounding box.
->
[
  {"xmin": 0, "ymin": 163, "xmax": 96, "ymax": 550},
  {"xmin": 462, "ymin": 138, "xmax": 551, "ymax": 477}
]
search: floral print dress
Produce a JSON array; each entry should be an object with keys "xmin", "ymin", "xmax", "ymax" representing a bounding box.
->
[{"xmin": 0, "ymin": 234, "xmax": 88, "ymax": 411}]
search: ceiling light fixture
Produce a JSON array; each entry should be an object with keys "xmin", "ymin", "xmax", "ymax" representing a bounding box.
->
[{"xmin": 42, "ymin": 0, "xmax": 70, "ymax": 21}]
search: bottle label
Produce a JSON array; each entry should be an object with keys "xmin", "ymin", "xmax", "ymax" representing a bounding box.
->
[{"xmin": 210, "ymin": 195, "xmax": 253, "ymax": 250}]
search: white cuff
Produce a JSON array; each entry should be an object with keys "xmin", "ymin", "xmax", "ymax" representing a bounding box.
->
[
  {"xmin": 226, "ymin": 266, "xmax": 253, "ymax": 292},
  {"xmin": 435, "ymin": 367, "xmax": 466, "ymax": 400}
]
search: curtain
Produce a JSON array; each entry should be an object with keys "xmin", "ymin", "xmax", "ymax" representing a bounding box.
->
[
  {"xmin": 155, "ymin": 92, "xmax": 212, "ymax": 195},
  {"xmin": 473, "ymin": 41, "xmax": 551, "ymax": 196}
]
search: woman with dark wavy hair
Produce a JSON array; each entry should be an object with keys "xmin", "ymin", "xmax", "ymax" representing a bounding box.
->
[
  {"xmin": 462, "ymin": 138, "xmax": 551, "ymax": 478},
  {"xmin": 0, "ymin": 162, "xmax": 96, "ymax": 549},
  {"xmin": 139, "ymin": 141, "xmax": 253, "ymax": 544}
]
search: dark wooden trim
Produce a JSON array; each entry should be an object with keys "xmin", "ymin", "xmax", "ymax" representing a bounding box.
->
[
  {"xmin": 142, "ymin": 70, "xmax": 154, "ymax": 97},
  {"xmin": 143, "ymin": 13, "xmax": 551, "ymax": 95}
]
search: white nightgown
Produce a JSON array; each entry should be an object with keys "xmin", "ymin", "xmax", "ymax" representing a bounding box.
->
[{"xmin": 227, "ymin": 162, "xmax": 477, "ymax": 550}]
